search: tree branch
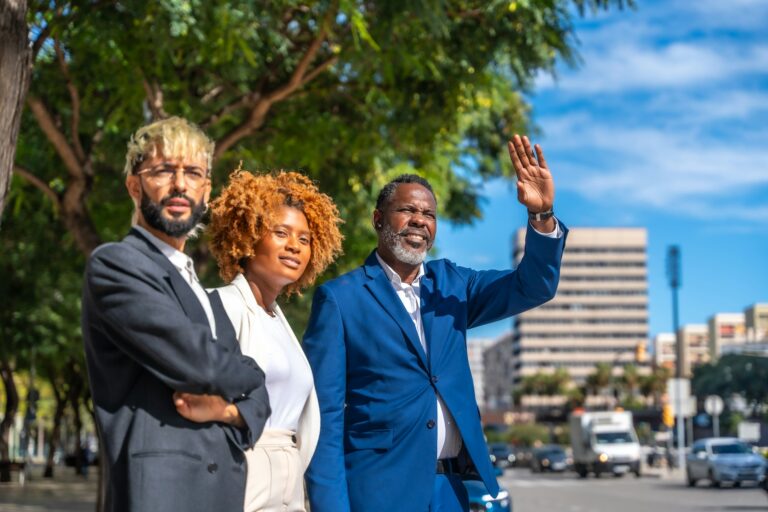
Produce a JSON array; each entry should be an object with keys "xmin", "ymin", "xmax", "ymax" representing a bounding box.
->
[
  {"xmin": 300, "ymin": 55, "xmax": 338, "ymax": 87},
  {"xmin": 54, "ymin": 38, "xmax": 87, "ymax": 164},
  {"xmin": 13, "ymin": 165, "xmax": 60, "ymax": 206},
  {"xmin": 200, "ymin": 90, "xmax": 261, "ymax": 129},
  {"xmin": 213, "ymin": 12, "xmax": 337, "ymax": 159},
  {"xmin": 142, "ymin": 79, "xmax": 169, "ymax": 120},
  {"xmin": 27, "ymin": 96, "xmax": 84, "ymax": 179}
]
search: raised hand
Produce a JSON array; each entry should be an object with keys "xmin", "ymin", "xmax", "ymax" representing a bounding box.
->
[{"xmin": 508, "ymin": 134, "xmax": 555, "ymax": 214}]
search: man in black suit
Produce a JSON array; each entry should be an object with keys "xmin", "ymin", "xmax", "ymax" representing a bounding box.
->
[{"xmin": 81, "ymin": 117, "xmax": 270, "ymax": 512}]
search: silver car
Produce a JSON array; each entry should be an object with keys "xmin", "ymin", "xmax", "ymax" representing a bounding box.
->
[{"xmin": 686, "ymin": 437, "xmax": 767, "ymax": 488}]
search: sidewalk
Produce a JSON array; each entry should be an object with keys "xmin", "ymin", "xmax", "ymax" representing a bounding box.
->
[{"xmin": 0, "ymin": 465, "xmax": 97, "ymax": 512}]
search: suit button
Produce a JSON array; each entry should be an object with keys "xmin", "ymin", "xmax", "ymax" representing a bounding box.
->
[
  {"xmin": 431, "ymin": 375, "xmax": 439, "ymax": 384},
  {"xmin": 207, "ymin": 463, "xmax": 218, "ymax": 473},
  {"xmin": 427, "ymin": 420, "xmax": 436, "ymax": 429}
]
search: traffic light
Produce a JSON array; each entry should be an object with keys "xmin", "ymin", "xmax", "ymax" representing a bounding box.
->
[
  {"xmin": 662, "ymin": 404, "xmax": 674, "ymax": 428},
  {"xmin": 635, "ymin": 341, "xmax": 646, "ymax": 363}
]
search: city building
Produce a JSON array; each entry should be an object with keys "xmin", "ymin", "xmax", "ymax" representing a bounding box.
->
[
  {"xmin": 482, "ymin": 332, "xmax": 514, "ymax": 412},
  {"xmin": 708, "ymin": 312, "xmax": 746, "ymax": 359},
  {"xmin": 467, "ymin": 337, "xmax": 498, "ymax": 411},
  {"xmin": 510, "ymin": 227, "xmax": 650, "ymax": 406},
  {"xmin": 653, "ymin": 332, "xmax": 676, "ymax": 370},
  {"xmin": 678, "ymin": 324, "xmax": 709, "ymax": 376},
  {"xmin": 745, "ymin": 303, "xmax": 768, "ymax": 342}
]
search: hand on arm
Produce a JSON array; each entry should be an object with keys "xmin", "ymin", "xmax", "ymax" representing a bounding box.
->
[
  {"xmin": 173, "ymin": 392, "xmax": 245, "ymax": 428},
  {"xmin": 508, "ymin": 134, "xmax": 556, "ymax": 233}
]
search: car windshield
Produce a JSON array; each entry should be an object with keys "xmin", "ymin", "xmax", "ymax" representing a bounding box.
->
[
  {"xmin": 490, "ymin": 444, "xmax": 510, "ymax": 454},
  {"xmin": 711, "ymin": 442, "xmax": 752, "ymax": 454},
  {"xmin": 595, "ymin": 431, "xmax": 634, "ymax": 444}
]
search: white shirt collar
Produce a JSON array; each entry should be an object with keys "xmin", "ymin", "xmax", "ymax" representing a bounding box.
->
[
  {"xmin": 133, "ymin": 225, "xmax": 194, "ymax": 274},
  {"xmin": 375, "ymin": 251, "xmax": 425, "ymax": 289}
]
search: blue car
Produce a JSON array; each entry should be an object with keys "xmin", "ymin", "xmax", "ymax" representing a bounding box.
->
[{"xmin": 464, "ymin": 480, "xmax": 512, "ymax": 512}]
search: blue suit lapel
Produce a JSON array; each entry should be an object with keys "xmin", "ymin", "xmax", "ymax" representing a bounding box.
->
[
  {"xmin": 419, "ymin": 272, "xmax": 436, "ymax": 371},
  {"xmin": 363, "ymin": 252, "xmax": 429, "ymax": 371}
]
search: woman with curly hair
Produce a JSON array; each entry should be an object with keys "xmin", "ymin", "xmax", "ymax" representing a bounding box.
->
[{"xmin": 208, "ymin": 169, "xmax": 343, "ymax": 512}]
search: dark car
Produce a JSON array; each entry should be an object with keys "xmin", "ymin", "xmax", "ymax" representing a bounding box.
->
[
  {"xmin": 530, "ymin": 445, "xmax": 569, "ymax": 473},
  {"xmin": 489, "ymin": 443, "xmax": 516, "ymax": 470},
  {"xmin": 464, "ymin": 480, "xmax": 512, "ymax": 512}
]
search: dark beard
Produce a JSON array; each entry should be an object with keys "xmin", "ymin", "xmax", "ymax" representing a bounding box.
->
[{"xmin": 140, "ymin": 186, "xmax": 206, "ymax": 238}]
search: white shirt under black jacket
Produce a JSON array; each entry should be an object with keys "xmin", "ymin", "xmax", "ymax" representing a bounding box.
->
[
  {"xmin": 375, "ymin": 220, "xmax": 563, "ymax": 460},
  {"xmin": 133, "ymin": 226, "xmax": 217, "ymax": 337}
]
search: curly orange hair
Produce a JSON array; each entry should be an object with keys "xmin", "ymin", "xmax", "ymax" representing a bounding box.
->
[{"xmin": 208, "ymin": 169, "xmax": 344, "ymax": 296}]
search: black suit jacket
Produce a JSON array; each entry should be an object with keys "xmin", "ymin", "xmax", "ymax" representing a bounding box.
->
[{"xmin": 82, "ymin": 229, "xmax": 270, "ymax": 512}]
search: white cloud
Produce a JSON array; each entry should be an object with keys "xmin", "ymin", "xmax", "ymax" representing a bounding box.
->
[
  {"xmin": 537, "ymin": 0, "xmax": 768, "ymax": 94},
  {"xmin": 536, "ymin": 112, "xmax": 768, "ymax": 221}
]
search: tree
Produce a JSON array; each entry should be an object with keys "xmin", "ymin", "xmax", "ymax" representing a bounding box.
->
[
  {"xmin": 15, "ymin": 0, "xmax": 633, "ymax": 254},
  {"xmin": 0, "ymin": 0, "xmax": 32, "ymax": 223},
  {"xmin": 692, "ymin": 355, "xmax": 768, "ymax": 418},
  {"xmin": 617, "ymin": 363, "xmax": 639, "ymax": 399},
  {"xmin": 0, "ymin": 174, "xmax": 86, "ymax": 481},
  {"xmin": 639, "ymin": 366, "xmax": 670, "ymax": 407},
  {"xmin": 585, "ymin": 362, "xmax": 613, "ymax": 397}
]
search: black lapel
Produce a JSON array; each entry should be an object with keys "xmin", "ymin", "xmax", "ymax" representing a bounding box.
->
[
  {"xmin": 208, "ymin": 289, "xmax": 240, "ymax": 351},
  {"xmin": 123, "ymin": 229, "xmax": 211, "ymax": 331}
]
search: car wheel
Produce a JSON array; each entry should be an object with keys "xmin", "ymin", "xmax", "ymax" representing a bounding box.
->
[
  {"xmin": 709, "ymin": 470, "xmax": 720, "ymax": 488},
  {"xmin": 733, "ymin": 481, "xmax": 741, "ymax": 488},
  {"xmin": 576, "ymin": 465, "xmax": 588, "ymax": 478},
  {"xmin": 686, "ymin": 470, "xmax": 696, "ymax": 487}
]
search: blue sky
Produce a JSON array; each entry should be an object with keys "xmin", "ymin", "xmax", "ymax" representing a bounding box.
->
[{"xmin": 438, "ymin": 0, "xmax": 768, "ymax": 342}]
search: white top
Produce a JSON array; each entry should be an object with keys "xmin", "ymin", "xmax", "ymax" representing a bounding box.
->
[
  {"xmin": 134, "ymin": 225, "xmax": 217, "ymax": 337},
  {"xmin": 214, "ymin": 274, "xmax": 321, "ymax": 472},
  {"xmin": 249, "ymin": 305, "xmax": 314, "ymax": 431}
]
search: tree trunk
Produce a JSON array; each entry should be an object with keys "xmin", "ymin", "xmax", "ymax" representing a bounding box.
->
[
  {"xmin": 0, "ymin": 357, "xmax": 19, "ymax": 482},
  {"xmin": 67, "ymin": 365, "xmax": 84, "ymax": 475},
  {"xmin": 43, "ymin": 378, "xmax": 66, "ymax": 478},
  {"xmin": 0, "ymin": 0, "xmax": 32, "ymax": 225}
]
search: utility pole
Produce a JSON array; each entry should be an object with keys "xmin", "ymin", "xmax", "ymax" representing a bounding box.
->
[{"xmin": 666, "ymin": 245, "xmax": 685, "ymax": 470}]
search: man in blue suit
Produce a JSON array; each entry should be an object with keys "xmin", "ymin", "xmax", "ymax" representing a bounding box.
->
[{"xmin": 303, "ymin": 135, "xmax": 567, "ymax": 512}]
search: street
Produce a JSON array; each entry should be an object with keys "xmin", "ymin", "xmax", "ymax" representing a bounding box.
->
[
  {"xmin": 2, "ymin": 465, "xmax": 768, "ymax": 512},
  {"xmin": 499, "ymin": 467, "xmax": 768, "ymax": 512}
]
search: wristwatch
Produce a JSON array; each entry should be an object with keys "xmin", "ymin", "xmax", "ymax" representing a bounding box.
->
[{"xmin": 528, "ymin": 209, "xmax": 554, "ymax": 221}]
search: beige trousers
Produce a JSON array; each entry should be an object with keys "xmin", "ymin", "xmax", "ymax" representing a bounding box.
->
[{"xmin": 244, "ymin": 429, "xmax": 305, "ymax": 512}]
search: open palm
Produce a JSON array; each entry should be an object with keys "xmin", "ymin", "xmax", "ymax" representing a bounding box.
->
[{"xmin": 508, "ymin": 134, "xmax": 555, "ymax": 213}]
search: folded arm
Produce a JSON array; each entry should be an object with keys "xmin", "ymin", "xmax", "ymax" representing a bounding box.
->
[{"xmin": 86, "ymin": 244, "xmax": 265, "ymax": 401}]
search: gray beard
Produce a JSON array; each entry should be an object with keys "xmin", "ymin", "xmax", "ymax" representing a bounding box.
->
[{"xmin": 380, "ymin": 223, "xmax": 428, "ymax": 266}]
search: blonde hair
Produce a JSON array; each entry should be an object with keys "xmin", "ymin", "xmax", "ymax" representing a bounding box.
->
[
  {"xmin": 124, "ymin": 116, "xmax": 214, "ymax": 176},
  {"xmin": 208, "ymin": 169, "xmax": 344, "ymax": 296}
]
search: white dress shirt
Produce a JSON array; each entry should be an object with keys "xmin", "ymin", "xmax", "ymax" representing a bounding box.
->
[{"xmin": 133, "ymin": 226, "xmax": 217, "ymax": 337}]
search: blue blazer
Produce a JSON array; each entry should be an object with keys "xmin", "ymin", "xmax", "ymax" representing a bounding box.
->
[{"xmin": 303, "ymin": 223, "xmax": 567, "ymax": 512}]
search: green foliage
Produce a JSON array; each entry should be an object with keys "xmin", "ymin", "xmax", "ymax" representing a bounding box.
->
[
  {"xmin": 692, "ymin": 355, "xmax": 768, "ymax": 417},
  {"xmin": 520, "ymin": 368, "xmax": 571, "ymax": 396},
  {"xmin": 6, "ymin": 0, "xmax": 635, "ymax": 396},
  {"xmin": 506, "ymin": 422, "xmax": 551, "ymax": 446}
]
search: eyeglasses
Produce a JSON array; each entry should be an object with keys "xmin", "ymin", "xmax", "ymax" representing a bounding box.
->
[{"xmin": 135, "ymin": 163, "xmax": 209, "ymax": 189}]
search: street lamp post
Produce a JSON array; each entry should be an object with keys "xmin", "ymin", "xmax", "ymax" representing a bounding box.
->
[{"xmin": 666, "ymin": 245, "xmax": 685, "ymax": 470}]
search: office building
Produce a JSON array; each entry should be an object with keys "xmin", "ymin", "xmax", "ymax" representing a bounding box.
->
[{"xmin": 510, "ymin": 227, "xmax": 650, "ymax": 402}]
